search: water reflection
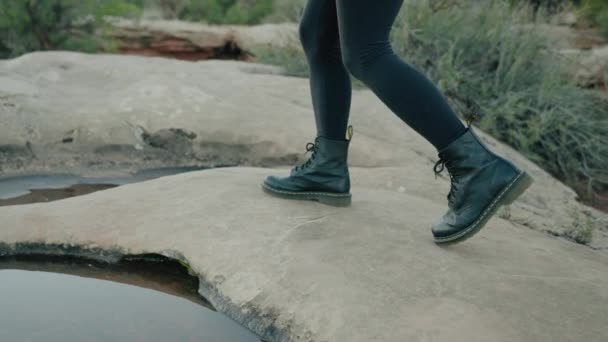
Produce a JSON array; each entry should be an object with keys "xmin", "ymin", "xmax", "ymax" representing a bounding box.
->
[
  {"xmin": 0, "ymin": 166, "xmax": 207, "ymax": 206},
  {"xmin": 0, "ymin": 256, "xmax": 260, "ymax": 342}
]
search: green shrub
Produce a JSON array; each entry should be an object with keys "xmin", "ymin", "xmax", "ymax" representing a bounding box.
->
[
  {"xmin": 394, "ymin": 0, "xmax": 608, "ymax": 201},
  {"xmin": 180, "ymin": 0, "xmax": 274, "ymax": 25},
  {"xmin": 224, "ymin": 0, "xmax": 274, "ymax": 24},
  {"xmin": 0, "ymin": 0, "xmax": 142, "ymax": 58},
  {"xmin": 253, "ymin": 43, "xmax": 309, "ymax": 78},
  {"xmin": 178, "ymin": 0, "xmax": 220, "ymax": 22},
  {"xmin": 508, "ymin": 0, "xmax": 578, "ymax": 11},
  {"xmin": 155, "ymin": 0, "xmax": 187, "ymax": 19},
  {"xmin": 580, "ymin": 0, "xmax": 608, "ymax": 36},
  {"xmin": 264, "ymin": 0, "xmax": 306, "ymax": 23},
  {"xmin": 255, "ymin": 0, "xmax": 608, "ymax": 201}
]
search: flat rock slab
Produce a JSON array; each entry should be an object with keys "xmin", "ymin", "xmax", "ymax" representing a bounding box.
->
[
  {"xmin": 1, "ymin": 167, "xmax": 607, "ymax": 342},
  {"xmin": 1, "ymin": 52, "xmax": 606, "ymax": 247}
]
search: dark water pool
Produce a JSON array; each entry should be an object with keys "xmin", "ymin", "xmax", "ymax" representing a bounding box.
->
[
  {"xmin": 0, "ymin": 167, "xmax": 207, "ymax": 206},
  {"xmin": 0, "ymin": 256, "xmax": 260, "ymax": 342}
]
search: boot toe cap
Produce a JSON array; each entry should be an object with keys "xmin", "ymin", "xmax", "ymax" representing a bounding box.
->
[
  {"xmin": 263, "ymin": 175, "xmax": 284, "ymax": 189},
  {"xmin": 431, "ymin": 211, "xmax": 467, "ymax": 239},
  {"xmin": 263, "ymin": 175, "xmax": 301, "ymax": 193},
  {"xmin": 432, "ymin": 221, "xmax": 459, "ymax": 239}
]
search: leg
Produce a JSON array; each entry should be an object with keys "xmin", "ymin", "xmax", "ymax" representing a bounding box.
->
[
  {"xmin": 260, "ymin": 0, "xmax": 353, "ymax": 207},
  {"xmin": 335, "ymin": 0, "xmax": 533, "ymax": 243},
  {"xmin": 300, "ymin": 0, "xmax": 352, "ymax": 140},
  {"xmin": 335, "ymin": 0, "xmax": 466, "ymax": 149}
]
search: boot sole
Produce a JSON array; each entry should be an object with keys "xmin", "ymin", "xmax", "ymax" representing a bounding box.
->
[
  {"xmin": 434, "ymin": 171, "xmax": 534, "ymax": 245},
  {"xmin": 261, "ymin": 182, "xmax": 352, "ymax": 207}
]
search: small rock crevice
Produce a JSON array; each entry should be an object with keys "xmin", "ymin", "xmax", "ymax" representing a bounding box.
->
[
  {"xmin": 142, "ymin": 127, "xmax": 198, "ymax": 156},
  {"xmin": 115, "ymin": 33, "xmax": 251, "ymax": 61}
]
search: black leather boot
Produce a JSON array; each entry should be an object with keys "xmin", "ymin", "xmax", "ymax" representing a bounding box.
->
[
  {"xmin": 262, "ymin": 127, "xmax": 353, "ymax": 207},
  {"xmin": 432, "ymin": 128, "xmax": 533, "ymax": 244}
]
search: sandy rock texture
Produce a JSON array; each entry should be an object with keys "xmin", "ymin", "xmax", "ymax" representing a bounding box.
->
[
  {"xmin": 0, "ymin": 167, "xmax": 607, "ymax": 342},
  {"xmin": 1, "ymin": 51, "xmax": 608, "ymax": 342},
  {"xmin": 1, "ymin": 52, "xmax": 605, "ymax": 248}
]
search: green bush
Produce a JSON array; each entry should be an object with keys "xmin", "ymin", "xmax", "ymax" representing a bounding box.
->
[
  {"xmin": 180, "ymin": 0, "xmax": 274, "ymax": 25},
  {"xmin": 508, "ymin": 0, "xmax": 578, "ymax": 11},
  {"xmin": 253, "ymin": 43, "xmax": 309, "ymax": 78},
  {"xmin": 264, "ymin": 0, "xmax": 306, "ymax": 23},
  {"xmin": 580, "ymin": 0, "xmax": 608, "ymax": 36},
  {"xmin": 0, "ymin": 0, "xmax": 142, "ymax": 58},
  {"xmin": 399, "ymin": 0, "xmax": 608, "ymax": 200},
  {"xmin": 398, "ymin": 0, "xmax": 608, "ymax": 200},
  {"xmin": 256, "ymin": 0, "xmax": 608, "ymax": 201},
  {"xmin": 155, "ymin": 0, "xmax": 187, "ymax": 19},
  {"xmin": 225, "ymin": 0, "xmax": 274, "ymax": 24}
]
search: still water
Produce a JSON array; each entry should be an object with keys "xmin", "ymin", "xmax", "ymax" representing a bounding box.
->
[
  {"xmin": 0, "ymin": 167, "xmax": 207, "ymax": 206},
  {"xmin": 0, "ymin": 257, "xmax": 260, "ymax": 342}
]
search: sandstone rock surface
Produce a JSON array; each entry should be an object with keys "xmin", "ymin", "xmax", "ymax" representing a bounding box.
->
[
  {"xmin": 1, "ymin": 51, "xmax": 608, "ymax": 342},
  {"xmin": 0, "ymin": 167, "xmax": 607, "ymax": 342},
  {"xmin": 575, "ymin": 45, "xmax": 608, "ymax": 88},
  {"xmin": 1, "ymin": 51, "xmax": 606, "ymax": 248}
]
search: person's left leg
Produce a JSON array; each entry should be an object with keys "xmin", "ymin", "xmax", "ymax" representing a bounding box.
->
[
  {"xmin": 299, "ymin": 0, "xmax": 352, "ymax": 140},
  {"xmin": 261, "ymin": 0, "xmax": 353, "ymax": 208},
  {"xmin": 335, "ymin": 0, "xmax": 533, "ymax": 243},
  {"xmin": 335, "ymin": 0, "xmax": 465, "ymax": 150}
]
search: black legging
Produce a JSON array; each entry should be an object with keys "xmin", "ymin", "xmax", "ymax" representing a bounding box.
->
[{"xmin": 299, "ymin": 0, "xmax": 466, "ymax": 150}]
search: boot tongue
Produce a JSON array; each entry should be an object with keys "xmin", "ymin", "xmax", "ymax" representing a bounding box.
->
[
  {"xmin": 435, "ymin": 146, "xmax": 469, "ymax": 207},
  {"xmin": 438, "ymin": 130, "xmax": 474, "ymax": 160}
]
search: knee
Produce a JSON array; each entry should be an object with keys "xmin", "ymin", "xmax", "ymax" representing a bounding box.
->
[
  {"xmin": 299, "ymin": 16, "xmax": 342, "ymax": 63},
  {"xmin": 341, "ymin": 42, "xmax": 394, "ymax": 81},
  {"xmin": 341, "ymin": 48, "xmax": 364, "ymax": 81},
  {"xmin": 298, "ymin": 18, "xmax": 320, "ymax": 58}
]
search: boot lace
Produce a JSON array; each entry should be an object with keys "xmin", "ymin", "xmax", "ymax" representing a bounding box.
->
[
  {"xmin": 434, "ymin": 158, "xmax": 460, "ymax": 206},
  {"xmin": 293, "ymin": 142, "xmax": 318, "ymax": 172}
]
